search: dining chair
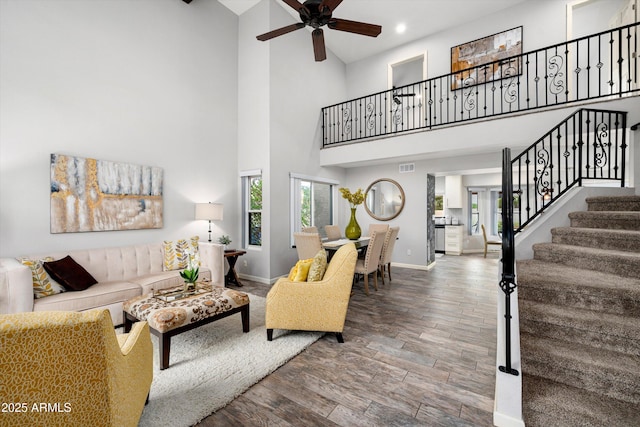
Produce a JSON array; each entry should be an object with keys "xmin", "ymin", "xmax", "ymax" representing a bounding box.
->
[
  {"xmin": 368, "ymin": 223, "xmax": 389, "ymax": 237},
  {"xmin": 379, "ymin": 226, "xmax": 400, "ymax": 284},
  {"xmin": 294, "ymin": 232, "xmax": 323, "ymax": 260},
  {"xmin": 325, "ymin": 225, "xmax": 342, "ymax": 240},
  {"xmin": 354, "ymin": 230, "xmax": 385, "ymax": 295},
  {"xmin": 481, "ymin": 224, "xmax": 501, "ymax": 257},
  {"xmin": 302, "ymin": 226, "xmax": 318, "ymax": 233}
]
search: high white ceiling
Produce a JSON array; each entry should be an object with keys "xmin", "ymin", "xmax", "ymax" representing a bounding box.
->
[{"xmin": 218, "ymin": 0, "xmax": 530, "ymax": 64}]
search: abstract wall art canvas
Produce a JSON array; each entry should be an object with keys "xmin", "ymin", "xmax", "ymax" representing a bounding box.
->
[
  {"xmin": 451, "ymin": 26, "xmax": 523, "ymax": 90},
  {"xmin": 50, "ymin": 154, "xmax": 163, "ymax": 233}
]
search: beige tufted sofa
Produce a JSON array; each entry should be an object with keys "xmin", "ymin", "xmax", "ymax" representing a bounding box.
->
[{"xmin": 0, "ymin": 242, "xmax": 225, "ymax": 326}]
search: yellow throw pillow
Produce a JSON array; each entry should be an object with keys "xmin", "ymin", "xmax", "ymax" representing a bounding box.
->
[
  {"xmin": 307, "ymin": 249, "xmax": 327, "ymax": 282},
  {"xmin": 163, "ymin": 236, "xmax": 199, "ymax": 271},
  {"xmin": 288, "ymin": 264, "xmax": 298, "ymax": 281},
  {"xmin": 17, "ymin": 257, "xmax": 66, "ymax": 299},
  {"xmin": 288, "ymin": 258, "xmax": 313, "ymax": 282}
]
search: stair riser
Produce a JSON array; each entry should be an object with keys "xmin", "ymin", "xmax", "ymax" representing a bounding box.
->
[
  {"xmin": 569, "ymin": 217, "xmax": 640, "ymax": 230},
  {"xmin": 533, "ymin": 246, "xmax": 640, "ymax": 279},
  {"xmin": 519, "ymin": 318, "xmax": 640, "ymax": 357},
  {"xmin": 521, "ymin": 357, "xmax": 640, "ymax": 405},
  {"xmin": 552, "ymin": 233, "xmax": 640, "ymax": 252},
  {"xmin": 518, "ymin": 285, "xmax": 640, "ymax": 317}
]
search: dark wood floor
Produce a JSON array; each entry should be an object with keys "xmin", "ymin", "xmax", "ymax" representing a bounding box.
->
[{"xmin": 197, "ymin": 253, "xmax": 499, "ymax": 427}]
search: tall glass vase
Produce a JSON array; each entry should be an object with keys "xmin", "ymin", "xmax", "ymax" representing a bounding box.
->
[{"xmin": 345, "ymin": 207, "xmax": 361, "ymax": 240}]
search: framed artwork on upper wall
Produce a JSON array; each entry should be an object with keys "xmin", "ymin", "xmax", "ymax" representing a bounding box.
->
[
  {"xmin": 50, "ymin": 153, "xmax": 164, "ymax": 233},
  {"xmin": 450, "ymin": 26, "xmax": 523, "ymax": 90}
]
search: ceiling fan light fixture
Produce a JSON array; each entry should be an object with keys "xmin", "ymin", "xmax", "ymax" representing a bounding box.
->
[
  {"xmin": 256, "ymin": 0, "xmax": 381, "ymax": 62},
  {"xmin": 395, "ymin": 23, "xmax": 406, "ymax": 34}
]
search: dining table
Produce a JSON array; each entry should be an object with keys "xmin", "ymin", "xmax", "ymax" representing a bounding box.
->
[{"xmin": 323, "ymin": 237, "xmax": 370, "ymax": 261}]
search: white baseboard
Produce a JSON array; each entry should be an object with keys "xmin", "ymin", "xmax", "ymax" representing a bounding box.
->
[
  {"xmin": 240, "ymin": 262, "xmax": 436, "ymax": 285},
  {"xmin": 237, "ymin": 273, "xmax": 278, "ymax": 285},
  {"xmin": 391, "ymin": 262, "xmax": 436, "ymax": 271},
  {"xmin": 493, "ymin": 411, "xmax": 525, "ymax": 427}
]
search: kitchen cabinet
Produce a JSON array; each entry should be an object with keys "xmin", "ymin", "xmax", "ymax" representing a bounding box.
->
[
  {"xmin": 435, "ymin": 225, "xmax": 445, "ymax": 253},
  {"xmin": 445, "ymin": 225, "xmax": 464, "ymax": 255},
  {"xmin": 445, "ymin": 175, "xmax": 463, "ymax": 208}
]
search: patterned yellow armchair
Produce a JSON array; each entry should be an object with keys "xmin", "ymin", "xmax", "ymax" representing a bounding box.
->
[
  {"xmin": 0, "ymin": 309, "xmax": 152, "ymax": 427},
  {"xmin": 266, "ymin": 243, "xmax": 357, "ymax": 342}
]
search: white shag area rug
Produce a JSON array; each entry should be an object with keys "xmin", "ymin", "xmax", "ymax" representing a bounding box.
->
[{"xmin": 136, "ymin": 293, "xmax": 323, "ymax": 427}]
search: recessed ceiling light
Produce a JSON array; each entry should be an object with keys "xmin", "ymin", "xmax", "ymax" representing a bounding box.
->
[{"xmin": 396, "ymin": 23, "xmax": 406, "ymax": 34}]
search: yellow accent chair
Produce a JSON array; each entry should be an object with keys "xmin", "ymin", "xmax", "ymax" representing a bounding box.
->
[
  {"xmin": 0, "ymin": 309, "xmax": 153, "ymax": 427},
  {"xmin": 266, "ymin": 243, "xmax": 357, "ymax": 343}
]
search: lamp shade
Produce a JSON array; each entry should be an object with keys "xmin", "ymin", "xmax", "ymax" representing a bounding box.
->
[{"xmin": 195, "ymin": 203, "xmax": 223, "ymax": 221}]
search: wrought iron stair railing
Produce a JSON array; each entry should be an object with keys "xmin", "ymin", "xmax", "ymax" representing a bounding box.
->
[
  {"xmin": 511, "ymin": 108, "xmax": 627, "ymax": 231},
  {"xmin": 322, "ymin": 22, "xmax": 638, "ymax": 147},
  {"xmin": 498, "ymin": 107, "xmax": 628, "ymax": 375}
]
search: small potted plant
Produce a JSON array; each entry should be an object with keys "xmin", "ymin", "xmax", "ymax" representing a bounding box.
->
[{"xmin": 218, "ymin": 235, "xmax": 232, "ymax": 251}]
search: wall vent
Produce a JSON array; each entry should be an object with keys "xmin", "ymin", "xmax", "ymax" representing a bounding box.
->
[{"xmin": 399, "ymin": 163, "xmax": 415, "ymax": 173}]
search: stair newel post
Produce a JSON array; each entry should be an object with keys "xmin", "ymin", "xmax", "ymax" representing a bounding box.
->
[
  {"xmin": 499, "ymin": 148, "xmax": 520, "ymax": 376},
  {"xmin": 620, "ymin": 112, "xmax": 627, "ymax": 187},
  {"xmin": 578, "ymin": 109, "xmax": 584, "ymax": 187}
]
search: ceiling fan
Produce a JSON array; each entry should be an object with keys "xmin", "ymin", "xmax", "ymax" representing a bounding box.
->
[
  {"xmin": 256, "ymin": 0, "xmax": 382, "ymax": 62},
  {"xmin": 392, "ymin": 87, "xmax": 416, "ymax": 105}
]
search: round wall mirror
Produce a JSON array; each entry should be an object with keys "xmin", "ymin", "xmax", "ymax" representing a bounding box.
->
[{"xmin": 364, "ymin": 178, "xmax": 405, "ymax": 221}]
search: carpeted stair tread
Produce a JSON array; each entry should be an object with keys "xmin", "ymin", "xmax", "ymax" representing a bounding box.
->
[
  {"xmin": 519, "ymin": 299, "xmax": 640, "ymax": 356},
  {"xmin": 522, "ymin": 375, "xmax": 640, "ymax": 427},
  {"xmin": 568, "ymin": 210, "xmax": 640, "ymax": 230},
  {"xmin": 551, "ymin": 226, "xmax": 640, "ymax": 252},
  {"xmin": 532, "ymin": 242, "xmax": 640, "ymax": 278},
  {"xmin": 586, "ymin": 195, "xmax": 640, "ymax": 211},
  {"xmin": 520, "ymin": 333, "xmax": 640, "ymax": 403},
  {"xmin": 517, "ymin": 259, "xmax": 640, "ymax": 316}
]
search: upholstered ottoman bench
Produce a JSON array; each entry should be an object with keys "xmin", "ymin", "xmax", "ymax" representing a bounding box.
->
[{"xmin": 123, "ymin": 286, "xmax": 250, "ymax": 369}]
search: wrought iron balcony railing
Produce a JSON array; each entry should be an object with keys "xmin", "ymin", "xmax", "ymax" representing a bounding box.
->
[{"xmin": 322, "ymin": 22, "xmax": 638, "ymax": 147}]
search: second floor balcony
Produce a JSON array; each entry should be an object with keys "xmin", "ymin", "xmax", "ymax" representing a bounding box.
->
[{"xmin": 321, "ymin": 22, "xmax": 639, "ymax": 149}]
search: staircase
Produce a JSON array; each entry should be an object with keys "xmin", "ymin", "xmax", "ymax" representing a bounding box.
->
[{"xmin": 517, "ymin": 195, "xmax": 640, "ymax": 426}]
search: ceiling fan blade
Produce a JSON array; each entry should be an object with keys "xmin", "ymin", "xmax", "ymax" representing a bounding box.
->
[
  {"xmin": 282, "ymin": 0, "xmax": 309, "ymax": 14},
  {"xmin": 328, "ymin": 18, "xmax": 382, "ymax": 37},
  {"xmin": 257, "ymin": 23, "xmax": 305, "ymax": 41},
  {"xmin": 312, "ymin": 28, "xmax": 327, "ymax": 62},
  {"xmin": 319, "ymin": 0, "xmax": 343, "ymax": 12}
]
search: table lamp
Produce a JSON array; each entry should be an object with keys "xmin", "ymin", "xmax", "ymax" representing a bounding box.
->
[{"xmin": 195, "ymin": 202, "xmax": 223, "ymax": 242}]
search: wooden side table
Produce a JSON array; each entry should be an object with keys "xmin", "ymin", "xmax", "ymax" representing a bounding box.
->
[{"xmin": 224, "ymin": 250, "xmax": 246, "ymax": 286}]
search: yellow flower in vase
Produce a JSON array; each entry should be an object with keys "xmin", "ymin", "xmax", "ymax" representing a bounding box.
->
[{"xmin": 339, "ymin": 187, "xmax": 364, "ymax": 239}]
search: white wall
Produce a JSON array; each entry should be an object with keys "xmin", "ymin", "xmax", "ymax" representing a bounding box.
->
[
  {"xmin": 236, "ymin": 0, "xmax": 347, "ymax": 281},
  {"xmin": 237, "ymin": 0, "xmax": 271, "ymax": 280},
  {"xmin": 268, "ymin": 0, "xmax": 346, "ymax": 279},
  {"xmin": 345, "ymin": 0, "xmax": 565, "ymax": 100},
  {"xmin": 0, "ymin": 0, "xmax": 239, "ymax": 257},
  {"xmin": 344, "ymin": 0, "xmax": 629, "ymax": 100},
  {"xmin": 343, "ymin": 154, "xmax": 505, "ymax": 267}
]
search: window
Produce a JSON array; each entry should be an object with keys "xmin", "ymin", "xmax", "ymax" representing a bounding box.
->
[
  {"xmin": 242, "ymin": 171, "xmax": 262, "ymax": 247},
  {"xmin": 290, "ymin": 173, "xmax": 338, "ymax": 240},
  {"xmin": 469, "ymin": 191, "xmax": 479, "ymax": 235},
  {"xmin": 492, "ymin": 190, "xmax": 502, "ymax": 235},
  {"xmin": 492, "ymin": 189, "xmax": 521, "ymax": 235}
]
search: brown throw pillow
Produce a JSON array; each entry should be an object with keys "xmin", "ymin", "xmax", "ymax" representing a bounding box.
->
[{"xmin": 43, "ymin": 255, "xmax": 98, "ymax": 291}]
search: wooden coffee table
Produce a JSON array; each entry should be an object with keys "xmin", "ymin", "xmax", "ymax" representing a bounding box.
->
[{"xmin": 123, "ymin": 285, "xmax": 250, "ymax": 369}]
